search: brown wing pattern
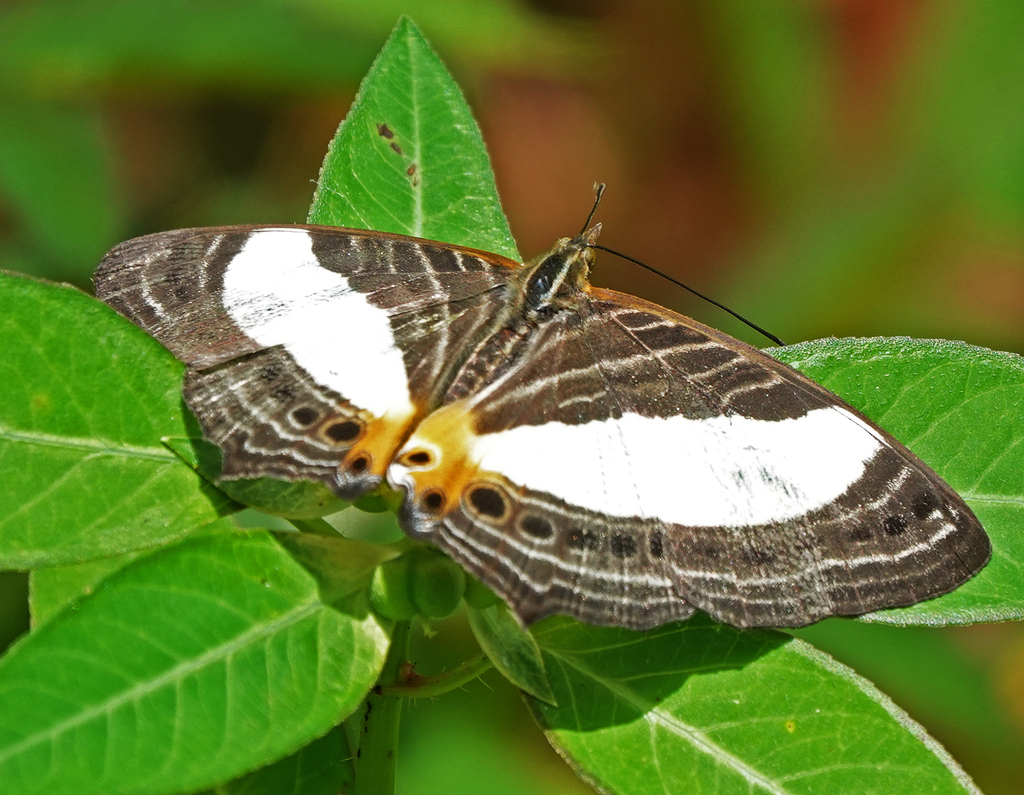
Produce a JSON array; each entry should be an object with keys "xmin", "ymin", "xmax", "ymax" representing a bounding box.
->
[
  {"xmin": 96, "ymin": 225, "xmax": 990, "ymax": 630},
  {"xmin": 96, "ymin": 225, "xmax": 517, "ymax": 499},
  {"xmin": 395, "ymin": 290, "xmax": 990, "ymax": 628}
]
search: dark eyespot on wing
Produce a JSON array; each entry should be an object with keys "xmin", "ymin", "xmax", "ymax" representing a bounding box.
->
[
  {"xmin": 566, "ymin": 528, "xmax": 601, "ymax": 551},
  {"xmin": 519, "ymin": 514, "xmax": 554, "ymax": 539},
  {"xmin": 325, "ymin": 420, "xmax": 361, "ymax": 443},
  {"xmin": 422, "ymin": 490, "xmax": 445, "ymax": 512},
  {"xmin": 882, "ymin": 514, "xmax": 909, "ymax": 537},
  {"xmin": 467, "ymin": 485, "xmax": 508, "ymax": 519},
  {"xmin": 291, "ymin": 406, "xmax": 319, "ymax": 426},
  {"xmin": 610, "ymin": 533, "xmax": 638, "ymax": 558}
]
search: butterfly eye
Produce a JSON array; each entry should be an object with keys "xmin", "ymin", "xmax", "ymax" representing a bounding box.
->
[{"xmin": 349, "ymin": 454, "xmax": 371, "ymax": 473}]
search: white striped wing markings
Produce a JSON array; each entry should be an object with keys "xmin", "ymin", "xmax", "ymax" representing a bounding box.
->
[
  {"xmin": 461, "ymin": 407, "xmax": 886, "ymax": 528},
  {"xmin": 221, "ymin": 228, "xmax": 414, "ymax": 420},
  {"xmin": 220, "ymin": 230, "xmax": 883, "ymax": 529}
]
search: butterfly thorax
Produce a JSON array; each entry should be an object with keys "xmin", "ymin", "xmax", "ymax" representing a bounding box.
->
[
  {"xmin": 439, "ymin": 228, "xmax": 599, "ymax": 405},
  {"xmin": 516, "ymin": 227, "xmax": 598, "ymax": 322}
]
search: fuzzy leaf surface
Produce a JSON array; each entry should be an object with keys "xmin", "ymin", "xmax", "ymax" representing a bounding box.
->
[
  {"xmin": 0, "ymin": 273, "xmax": 234, "ymax": 569},
  {"xmin": 529, "ymin": 617, "xmax": 979, "ymax": 795},
  {"xmin": 0, "ymin": 531, "xmax": 387, "ymax": 795}
]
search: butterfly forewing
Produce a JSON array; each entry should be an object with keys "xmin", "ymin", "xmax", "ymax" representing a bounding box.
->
[{"xmin": 95, "ymin": 224, "xmax": 991, "ymax": 629}]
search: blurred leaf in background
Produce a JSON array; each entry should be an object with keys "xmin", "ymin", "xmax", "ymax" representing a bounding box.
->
[{"xmin": 1, "ymin": 1, "xmax": 1022, "ymax": 793}]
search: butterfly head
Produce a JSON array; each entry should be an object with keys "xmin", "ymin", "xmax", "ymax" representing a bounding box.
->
[{"xmin": 517, "ymin": 224, "xmax": 602, "ymax": 318}]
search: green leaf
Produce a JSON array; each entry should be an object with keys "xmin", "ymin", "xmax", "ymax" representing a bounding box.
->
[
  {"xmin": 28, "ymin": 518, "xmax": 237, "ymax": 627},
  {"xmin": 468, "ymin": 601, "xmax": 555, "ymax": 705},
  {"xmin": 308, "ymin": 17, "xmax": 518, "ymax": 261},
  {"xmin": 0, "ymin": 273, "xmax": 235, "ymax": 569},
  {"xmin": 195, "ymin": 724, "xmax": 354, "ymax": 795},
  {"xmin": 273, "ymin": 529, "xmax": 399, "ymax": 608},
  {"xmin": 791, "ymin": 619, "xmax": 1021, "ymax": 756},
  {"xmin": 529, "ymin": 617, "xmax": 980, "ymax": 795},
  {"xmin": 30, "ymin": 551, "xmax": 142, "ymax": 628},
  {"xmin": 0, "ymin": 531, "xmax": 388, "ymax": 795},
  {"xmin": 775, "ymin": 337, "xmax": 1024, "ymax": 624}
]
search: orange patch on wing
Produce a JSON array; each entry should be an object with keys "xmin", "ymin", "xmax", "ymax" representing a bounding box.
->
[
  {"xmin": 343, "ymin": 407, "xmax": 423, "ymax": 478},
  {"xmin": 395, "ymin": 400, "xmax": 484, "ymax": 509}
]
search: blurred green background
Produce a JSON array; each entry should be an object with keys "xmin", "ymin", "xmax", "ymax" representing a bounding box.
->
[{"xmin": 2, "ymin": 1, "xmax": 1023, "ymax": 792}]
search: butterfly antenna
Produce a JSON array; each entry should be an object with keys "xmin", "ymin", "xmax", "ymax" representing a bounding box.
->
[
  {"xmin": 580, "ymin": 183, "xmax": 606, "ymax": 235},
  {"xmin": 588, "ymin": 243, "xmax": 786, "ymax": 347}
]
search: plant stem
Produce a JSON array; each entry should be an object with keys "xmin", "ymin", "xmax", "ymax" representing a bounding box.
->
[
  {"xmin": 352, "ymin": 620, "xmax": 411, "ymax": 795},
  {"xmin": 383, "ymin": 652, "xmax": 492, "ymax": 699},
  {"xmin": 289, "ymin": 517, "xmax": 340, "ymax": 537}
]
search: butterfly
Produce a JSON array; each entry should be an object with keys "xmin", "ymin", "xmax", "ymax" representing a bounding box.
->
[{"xmin": 94, "ymin": 223, "xmax": 990, "ymax": 630}]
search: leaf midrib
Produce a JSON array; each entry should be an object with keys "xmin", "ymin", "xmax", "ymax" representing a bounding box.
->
[
  {"xmin": 0, "ymin": 423, "xmax": 173, "ymax": 460},
  {"xmin": 544, "ymin": 645, "xmax": 793, "ymax": 795},
  {"xmin": 0, "ymin": 596, "xmax": 324, "ymax": 771}
]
